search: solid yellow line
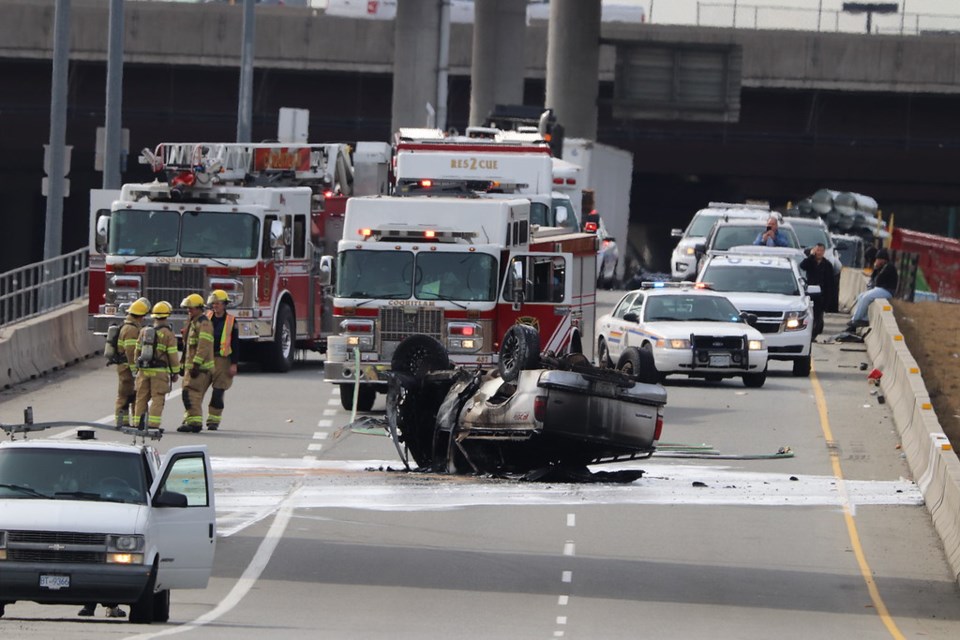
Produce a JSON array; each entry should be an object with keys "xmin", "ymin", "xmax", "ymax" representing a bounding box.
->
[{"xmin": 810, "ymin": 363, "xmax": 906, "ymax": 640}]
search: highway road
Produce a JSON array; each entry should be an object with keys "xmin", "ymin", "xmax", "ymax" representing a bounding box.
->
[{"xmin": 2, "ymin": 290, "xmax": 959, "ymax": 639}]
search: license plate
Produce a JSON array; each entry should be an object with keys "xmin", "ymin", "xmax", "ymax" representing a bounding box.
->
[
  {"xmin": 709, "ymin": 354, "xmax": 731, "ymax": 367},
  {"xmin": 40, "ymin": 574, "xmax": 70, "ymax": 590}
]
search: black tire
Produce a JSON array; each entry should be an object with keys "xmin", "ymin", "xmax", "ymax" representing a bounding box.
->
[
  {"xmin": 339, "ymin": 382, "xmax": 376, "ymax": 412},
  {"xmin": 616, "ymin": 345, "xmax": 661, "ymax": 384},
  {"xmin": 152, "ymin": 590, "xmax": 170, "ymax": 623},
  {"xmin": 129, "ymin": 564, "xmax": 157, "ymax": 624},
  {"xmin": 498, "ymin": 324, "xmax": 540, "ymax": 382},
  {"xmin": 792, "ymin": 354, "xmax": 811, "ymax": 377},
  {"xmin": 567, "ymin": 329, "xmax": 583, "ymax": 356},
  {"xmin": 391, "ymin": 335, "xmax": 450, "ymax": 378},
  {"xmin": 743, "ymin": 368, "xmax": 767, "ymax": 388},
  {"xmin": 597, "ymin": 337, "xmax": 613, "ymax": 368},
  {"xmin": 265, "ymin": 304, "xmax": 296, "ymax": 372}
]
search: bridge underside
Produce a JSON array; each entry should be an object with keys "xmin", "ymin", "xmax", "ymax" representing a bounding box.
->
[{"xmin": 2, "ymin": 59, "xmax": 958, "ymax": 272}]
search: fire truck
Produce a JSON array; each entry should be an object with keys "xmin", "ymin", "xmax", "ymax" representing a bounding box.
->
[
  {"xmin": 324, "ymin": 193, "xmax": 599, "ymax": 411},
  {"xmin": 88, "ymin": 141, "xmax": 391, "ymax": 371}
]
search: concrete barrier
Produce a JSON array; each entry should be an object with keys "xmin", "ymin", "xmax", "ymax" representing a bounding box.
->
[
  {"xmin": 0, "ymin": 301, "xmax": 101, "ymax": 389},
  {"xmin": 864, "ymin": 299, "xmax": 960, "ymax": 584},
  {"xmin": 838, "ymin": 266, "xmax": 868, "ymax": 313}
]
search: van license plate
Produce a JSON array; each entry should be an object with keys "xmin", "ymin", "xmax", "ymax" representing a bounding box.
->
[{"xmin": 40, "ymin": 574, "xmax": 70, "ymax": 590}]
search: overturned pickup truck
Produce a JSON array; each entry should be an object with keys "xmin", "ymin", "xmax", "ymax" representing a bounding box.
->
[{"xmin": 382, "ymin": 325, "xmax": 667, "ymax": 477}]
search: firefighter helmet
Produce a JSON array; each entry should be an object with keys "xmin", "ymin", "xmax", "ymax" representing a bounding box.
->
[
  {"xmin": 151, "ymin": 301, "xmax": 173, "ymax": 319},
  {"xmin": 207, "ymin": 289, "xmax": 230, "ymax": 306},
  {"xmin": 180, "ymin": 293, "xmax": 205, "ymax": 309},
  {"xmin": 128, "ymin": 297, "xmax": 151, "ymax": 317}
]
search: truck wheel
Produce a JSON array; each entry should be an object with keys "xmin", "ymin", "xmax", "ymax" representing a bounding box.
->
[
  {"xmin": 339, "ymin": 383, "xmax": 376, "ymax": 412},
  {"xmin": 498, "ymin": 324, "xmax": 540, "ymax": 382},
  {"xmin": 616, "ymin": 346, "xmax": 661, "ymax": 384},
  {"xmin": 266, "ymin": 304, "xmax": 296, "ymax": 373},
  {"xmin": 792, "ymin": 355, "xmax": 811, "ymax": 377},
  {"xmin": 152, "ymin": 590, "xmax": 170, "ymax": 623},
  {"xmin": 391, "ymin": 335, "xmax": 450, "ymax": 378},
  {"xmin": 129, "ymin": 565, "xmax": 157, "ymax": 624}
]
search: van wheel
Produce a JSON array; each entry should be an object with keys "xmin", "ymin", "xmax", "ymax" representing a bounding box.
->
[
  {"xmin": 265, "ymin": 304, "xmax": 296, "ymax": 372},
  {"xmin": 129, "ymin": 565, "xmax": 157, "ymax": 624},
  {"xmin": 340, "ymin": 383, "xmax": 376, "ymax": 412},
  {"xmin": 152, "ymin": 590, "xmax": 170, "ymax": 623},
  {"xmin": 499, "ymin": 324, "xmax": 540, "ymax": 382},
  {"xmin": 792, "ymin": 355, "xmax": 811, "ymax": 377}
]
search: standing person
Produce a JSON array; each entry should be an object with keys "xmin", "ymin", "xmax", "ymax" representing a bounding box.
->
[
  {"xmin": 799, "ymin": 243, "xmax": 835, "ymax": 339},
  {"xmin": 753, "ymin": 216, "xmax": 790, "ymax": 247},
  {"xmin": 111, "ymin": 297, "xmax": 150, "ymax": 428},
  {"xmin": 847, "ymin": 248, "xmax": 898, "ymax": 330},
  {"xmin": 178, "ymin": 293, "xmax": 215, "ymax": 433},
  {"xmin": 132, "ymin": 301, "xmax": 179, "ymax": 430},
  {"xmin": 204, "ymin": 289, "xmax": 239, "ymax": 430}
]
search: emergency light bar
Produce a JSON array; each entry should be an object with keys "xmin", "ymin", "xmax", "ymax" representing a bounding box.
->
[
  {"xmin": 640, "ymin": 281, "xmax": 712, "ymax": 290},
  {"xmin": 358, "ymin": 227, "xmax": 479, "ymax": 242}
]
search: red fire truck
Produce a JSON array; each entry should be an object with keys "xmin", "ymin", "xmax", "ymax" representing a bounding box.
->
[
  {"xmin": 324, "ymin": 193, "xmax": 599, "ymax": 410},
  {"xmin": 88, "ymin": 141, "xmax": 390, "ymax": 371}
]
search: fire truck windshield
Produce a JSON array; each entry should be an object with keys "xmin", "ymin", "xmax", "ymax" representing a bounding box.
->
[
  {"xmin": 336, "ymin": 250, "xmax": 498, "ymax": 302},
  {"xmin": 108, "ymin": 210, "xmax": 260, "ymax": 259}
]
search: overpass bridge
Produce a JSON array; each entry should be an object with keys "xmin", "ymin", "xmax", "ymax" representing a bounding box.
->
[{"xmin": 2, "ymin": 0, "xmax": 960, "ymax": 273}]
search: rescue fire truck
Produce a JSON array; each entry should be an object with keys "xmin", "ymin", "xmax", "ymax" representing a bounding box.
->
[
  {"xmin": 324, "ymin": 193, "xmax": 599, "ymax": 411},
  {"xmin": 88, "ymin": 141, "xmax": 391, "ymax": 371}
]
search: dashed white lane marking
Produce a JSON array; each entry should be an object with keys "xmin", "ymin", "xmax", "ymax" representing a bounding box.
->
[
  {"xmin": 563, "ymin": 542, "xmax": 575, "ymax": 556},
  {"xmin": 566, "ymin": 513, "xmax": 575, "ymax": 527},
  {"xmin": 557, "ymin": 596, "xmax": 569, "ymax": 606},
  {"xmin": 313, "ymin": 431, "xmax": 329, "ymax": 439},
  {"xmin": 307, "ymin": 443, "xmax": 324, "ymax": 451},
  {"xmin": 556, "ymin": 616, "xmax": 567, "ymax": 625},
  {"xmin": 322, "ymin": 409, "xmax": 336, "ymax": 416},
  {"xmin": 553, "ymin": 632, "xmax": 565, "ymax": 638},
  {"xmin": 327, "ymin": 398, "xmax": 340, "ymax": 406},
  {"xmin": 561, "ymin": 571, "xmax": 572, "ymax": 583},
  {"xmin": 317, "ymin": 419, "xmax": 333, "ymax": 427}
]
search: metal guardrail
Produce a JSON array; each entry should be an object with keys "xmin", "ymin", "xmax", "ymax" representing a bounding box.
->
[
  {"xmin": 696, "ymin": 2, "xmax": 960, "ymax": 35},
  {"xmin": 0, "ymin": 249, "xmax": 89, "ymax": 328}
]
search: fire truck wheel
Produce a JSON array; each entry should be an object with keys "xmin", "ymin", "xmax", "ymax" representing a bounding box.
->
[
  {"xmin": 339, "ymin": 383, "xmax": 376, "ymax": 412},
  {"xmin": 266, "ymin": 304, "xmax": 296, "ymax": 372},
  {"xmin": 498, "ymin": 324, "xmax": 541, "ymax": 382},
  {"xmin": 616, "ymin": 346, "xmax": 661, "ymax": 384},
  {"xmin": 391, "ymin": 335, "xmax": 450, "ymax": 378}
]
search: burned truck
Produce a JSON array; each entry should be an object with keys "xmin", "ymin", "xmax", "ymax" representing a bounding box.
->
[{"xmin": 382, "ymin": 325, "xmax": 667, "ymax": 478}]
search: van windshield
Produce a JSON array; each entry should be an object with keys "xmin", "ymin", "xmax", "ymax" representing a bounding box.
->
[{"xmin": 0, "ymin": 448, "xmax": 147, "ymax": 504}]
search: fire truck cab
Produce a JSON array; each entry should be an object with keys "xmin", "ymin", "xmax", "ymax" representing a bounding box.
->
[
  {"xmin": 89, "ymin": 141, "xmax": 390, "ymax": 371},
  {"xmin": 324, "ymin": 194, "xmax": 598, "ymax": 411}
]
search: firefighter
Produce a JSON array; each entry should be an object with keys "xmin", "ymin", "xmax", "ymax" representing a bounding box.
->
[
  {"xmin": 204, "ymin": 289, "xmax": 239, "ymax": 430},
  {"xmin": 178, "ymin": 293, "xmax": 215, "ymax": 433},
  {"xmin": 112, "ymin": 297, "xmax": 150, "ymax": 428},
  {"xmin": 132, "ymin": 301, "xmax": 180, "ymax": 430}
]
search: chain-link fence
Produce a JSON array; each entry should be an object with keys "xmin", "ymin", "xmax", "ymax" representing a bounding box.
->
[
  {"xmin": 0, "ymin": 249, "xmax": 89, "ymax": 328},
  {"xmin": 696, "ymin": 2, "xmax": 960, "ymax": 35}
]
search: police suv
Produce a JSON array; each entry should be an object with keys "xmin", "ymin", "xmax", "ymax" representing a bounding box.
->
[{"xmin": 0, "ymin": 416, "xmax": 215, "ymax": 623}]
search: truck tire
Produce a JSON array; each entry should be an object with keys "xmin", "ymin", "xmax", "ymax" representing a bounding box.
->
[
  {"xmin": 339, "ymin": 382, "xmax": 376, "ymax": 412},
  {"xmin": 616, "ymin": 346, "xmax": 661, "ymax": 384},
  {"xmin": 152, "ymin": 590, "xmax": 170, "ymax": 623},
  {"xmin": 265, "ymin": 304, "xmax": 296, "ymax": 373},
  {"xmin": 391, "ymin": 335, "xmax": 450, "ymax": 378},
  {"xmin": 792, "ymin": 355, "xmax": 811, "ymax": 377},
  {"xmin": 498, "ymin": 324, "xmax": 540, "ymax": 382},
  {"xmin": 129, "ymin": 565, "xmax": 157, "ymax": 624}
]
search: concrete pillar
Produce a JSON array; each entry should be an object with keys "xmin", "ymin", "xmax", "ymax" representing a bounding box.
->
[
  {"xmin": 469, "ymin": 0, "xmax": 526, "ymax": 127},
  {"xmin": 545, "ymin": 0, "xmax": 601, "ymax": 140},
  {"xmin": 392, "ymin": 0, "xmax": 441, "ymax": 132}
]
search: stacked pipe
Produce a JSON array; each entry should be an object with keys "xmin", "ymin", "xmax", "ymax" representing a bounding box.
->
[{"xmin": 788, "ymin": 189, "xmax": 889, "ymax": 242}]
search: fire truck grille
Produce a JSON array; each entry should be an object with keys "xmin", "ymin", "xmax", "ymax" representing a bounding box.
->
[
  {"xmin": 379, "ymin": 307, "xmax": 443, "ymax": 343},
  {"xmin": 145, "ymin": 265, "xmax": 206, "ymax": 306}
]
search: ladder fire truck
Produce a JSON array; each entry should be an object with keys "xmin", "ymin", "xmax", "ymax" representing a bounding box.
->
[
  {"xmin": 88, "ymin": 140, "xmax": 391, "ymax": 371},
  {"xmin": 324, "ymin": 193, "xmax": 599, "ymax": 411}
]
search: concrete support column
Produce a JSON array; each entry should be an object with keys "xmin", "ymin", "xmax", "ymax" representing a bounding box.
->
[
  {"xmin": 469, "ymin": 0, "xmax": 526, "ymax": 127},
  {"xmin": 545, "ymin": 0, "xmax": 601, "ymax": 140},
  {"xmin": 392, "ymin": 0, "xmax": 441, "ymax": 132}
]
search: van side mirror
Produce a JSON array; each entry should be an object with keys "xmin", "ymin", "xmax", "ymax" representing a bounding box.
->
[{"xmin": 623, "ymin": 312, "xmax": 639, "ymax": 324}]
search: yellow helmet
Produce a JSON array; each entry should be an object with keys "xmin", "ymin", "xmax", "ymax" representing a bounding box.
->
[
  {"xmin": 128, "ymin": 297, "xmax": 151, "ymax": 317},
  {"xmin": 207, "ymin": 289, "xmax": 230, "ymax": 306},
  {"xmin": 151, "ymin": 301, "xmax": 173, "ymax": 319},
  {"xmin": 180, "ymin": 293, "xmax": 205, "ymax": 309}
]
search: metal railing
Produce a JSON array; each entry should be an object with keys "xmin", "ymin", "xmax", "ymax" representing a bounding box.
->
[
  {"xmin": 0, "ymin": 249, "xmax": 89, "ymax": 328},
  {"xmin": 696, "ymin": 2, "xmax": 960, "ymax": 35}
]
